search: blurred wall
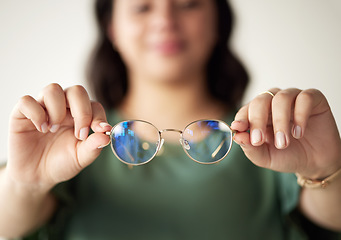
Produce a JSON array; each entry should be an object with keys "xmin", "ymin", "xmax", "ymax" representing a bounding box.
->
[{"xmin": 0, "ymin": 0, "xmax": 340, "ymax": 163}]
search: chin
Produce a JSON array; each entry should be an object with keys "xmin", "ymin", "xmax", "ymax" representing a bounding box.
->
[
  {"xmin": 150, "ymin": 69, "xmax": 193, "ymax": 83},
  {"xmin": 148, "ymin": 61, "xmax": 198, "ymax": 81}
]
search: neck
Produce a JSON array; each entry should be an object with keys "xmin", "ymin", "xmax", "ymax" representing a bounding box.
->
[{"xmin": 118, "ymin": 74, "xmax": 228, "ymax": 130}]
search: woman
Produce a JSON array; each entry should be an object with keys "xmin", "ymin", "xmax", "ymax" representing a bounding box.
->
[{"xmin": 0, "ymin": 0, "xmax": 340, "ymax": 239}]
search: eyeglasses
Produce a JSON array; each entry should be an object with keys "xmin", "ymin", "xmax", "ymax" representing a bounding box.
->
[{"xmin": 106, "ymin": 119, "xmax": 234, "ymax": 166}]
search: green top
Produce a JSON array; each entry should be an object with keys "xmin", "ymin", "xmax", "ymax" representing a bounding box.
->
[{"xmin": 23, "ymin": 110, "xmax": 339, "ymax": 239}]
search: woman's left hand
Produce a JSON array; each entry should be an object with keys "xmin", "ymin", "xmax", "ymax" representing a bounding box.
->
[{"xmin": 231, "ymin": 88, "xmax": 341, "ymax": 179}]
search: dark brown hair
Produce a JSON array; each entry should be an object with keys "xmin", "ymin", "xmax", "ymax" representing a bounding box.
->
[{"xmin": 87, "ymin": 0, "xmax": 249, "ymax": 109}]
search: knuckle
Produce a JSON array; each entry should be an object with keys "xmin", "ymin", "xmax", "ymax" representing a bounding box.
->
[
  {"xmin": 69, "ymin": 85, "xmax": 88, "ymax": 96},
  {"xmin": 19, "ymin": 95, "xmax": 35, "ymax": 106},
  {"xmin": 43, "ymin": 83, "xmax": 63, "ymax": 96},
  {"xmin": 270, "ymin": 87, "xmax": 281, "ymax": 92},
  {"xmin": 91, "ymin": 101, "xmax": 104, "ymax": 111},
  {"xmin": 46, "ymin": 83, "xmax": 63, "ymax": 91},
  {"xmin": 298, "ymin": 90, "xmax": 316, "ymax": 104},
  {"xmin": 17, "ymin": 95, "xmax": 46, "ymax": 122},
  {"xmin": 273, "ymin": 90, "xmax": 291, "ymax": 102},
  {"xmin": 250, "ymin": 97, "xmax": 264, "ymax": 107},
  {"xmin": 91, "ymin": 102, "xmax": 106, "ymax": 116},
  {"xmin": 286, "ymin": 87, "xmax": 301, "ymax": 92},
  {"xmin": 301, "ymin": 88, "xmax": 322, "ymax": 98}
]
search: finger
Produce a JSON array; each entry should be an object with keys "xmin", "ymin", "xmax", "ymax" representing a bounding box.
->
[
  {"xmin": 233, "ymin": 131, "xmax": 250, "ymax": 147},
  {"xmin": 90, "ymin": 101, "xmax": 112, "ymax": 133},
  {"xmin": 65, "ymin": 85, "xmax": 92, "ymax": 141},
  {"xmin": 271, "ymin": 88, "xmax": 301, "ymax": 149},
  {"xmin": 76, "ymin": 132, "xmax": 111, "ymax": 168},
  {"xmin": 232, "ymin": 104, "xmax": 249, "ymax": 132},
  {"xmin": 233, "ymin": 132, "xmax": 271, "ymax": 169},
  {"xmin": 248, "ymin": 88, "xmax": 280, "ymax": 146},
  {"xmin": 38, "ymin": 83, "xmax": 67, "ymax": 133},
  {"xmin": 292, "ymin": 89, "xmax": 327, "ymax": 139},
  {"xmin": 12, "ymin": 95, "xmax": 48, "ymax": 133}
]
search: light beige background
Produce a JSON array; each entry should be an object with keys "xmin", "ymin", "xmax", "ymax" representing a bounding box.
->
[{"xmin": 1, "ymin": 0, "xmax": 340, "ymax": 164}]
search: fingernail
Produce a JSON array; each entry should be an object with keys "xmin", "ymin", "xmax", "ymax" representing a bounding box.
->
[
  {"xmin": 50, "ymin": 124, "xmax": 60, "ymax": 133},
  {"xmin": 293, "ymin": 125, "xmax": 302, "ymax": 139},
  {"xmin": 97, "ymin": 141, "xmax": 110, "ymax": 149},
  {"xmin": 99, "ymin": 122, "xmax": 111, "ymax": 129},
  {"xmin": 251, "ymin": 129, "xmax": 262, "ymax": 145},
  {"xmin": 276, "ymin": 131, "xmax": 286, "ymax": 149},
  {"xmin": 79, "ymin": 127, "xmax": 89, "ymax": 141},
  {"xmin": 41, "ymin": 122, "xmax": 49, "ymax": 133}
]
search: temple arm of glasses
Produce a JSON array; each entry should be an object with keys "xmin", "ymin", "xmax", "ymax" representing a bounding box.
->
[
  {"xmin": 211, "ymin": 139, "xmax": 226, "ymax": 158},
  {"xmin": 211, "ymin": 130, "xmax": 235, "ymax": 158}
]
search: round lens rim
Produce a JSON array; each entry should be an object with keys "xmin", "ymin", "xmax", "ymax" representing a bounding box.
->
[
  {"xmin": 109, "ymin": 120, "xmax": 162, "ymax": 166},
  {"xmin": 180, "ymin": 119, "xmax": 233, "ymax": 164}
]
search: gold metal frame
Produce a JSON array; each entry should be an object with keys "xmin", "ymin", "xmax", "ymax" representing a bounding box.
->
[{"xmin": 106, "ymin": 119, "xmax": 235, "ymax": 166}]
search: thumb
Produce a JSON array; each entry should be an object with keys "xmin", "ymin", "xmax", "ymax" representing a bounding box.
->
[
  {"xmin": 76, "ymin": 132, "xmax": 110, "ymax": 169},
  {"xmin": 233, "ymin": 131, "xmax": 271, "ymax": 169}
]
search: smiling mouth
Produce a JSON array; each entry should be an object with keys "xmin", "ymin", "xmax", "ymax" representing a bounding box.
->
[{"xmin": 152, "ymin": 41, "xmax": 185, "ymax": 55}]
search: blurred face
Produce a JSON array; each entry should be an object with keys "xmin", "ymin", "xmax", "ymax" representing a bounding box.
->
[{"xmin": 110, "ymin": 0, "xmax": 218, "ymax": 82}]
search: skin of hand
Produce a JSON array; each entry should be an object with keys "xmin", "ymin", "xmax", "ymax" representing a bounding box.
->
[
  {"xmin": 231, "ymin": 88, "xmax": 341, "ymax": 231},
  {"xmin": 231, "ymin": 88, "xmax": 341, "ymax": 180},
  {"xmin": 6, "ymin": 83, "xmax": 112, "ymax": 191}
]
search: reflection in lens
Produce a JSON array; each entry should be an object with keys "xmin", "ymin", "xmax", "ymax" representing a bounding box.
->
[
  {"xmin": 182, "ymin": 120, "xmax": 232, "ymax": 164},
  {"xmin": 110, "ymin": 120, "xmax": 160, "ymax": 165}
]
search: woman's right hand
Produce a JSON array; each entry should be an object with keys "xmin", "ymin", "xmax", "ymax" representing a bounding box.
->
[{"xmin": 6, "ymin": 83, "xmax": 112, "ymax": 191}]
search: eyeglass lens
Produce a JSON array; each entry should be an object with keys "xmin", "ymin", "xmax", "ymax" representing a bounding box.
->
[
  {"xmin": 110, "ymin": 121, "xmax": 161, "ymax": 165},
  {"xmin": 181, "ymin": 120, "xmax": 232, "ymax": 164}
]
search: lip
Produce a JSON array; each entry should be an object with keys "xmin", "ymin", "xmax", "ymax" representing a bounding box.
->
[{"xmin": 151, "ymin": 40, "xmax": 185, "ymax": 55}]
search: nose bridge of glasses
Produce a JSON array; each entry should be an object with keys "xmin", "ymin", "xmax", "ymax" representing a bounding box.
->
[
  {"xmin": 159, "ymin": 129, "xmax": 183, "ymax": 141},
  {"xmin": 159, "ymin": 128, "xmax": 183, "ymax": 134},
  {"xmin": 158, "ymin": 129, "xmax": 191, "ymax": 151},
  {"xmin": 158, "ymin": 129, "xmax": 190, "ymax": 150}
]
